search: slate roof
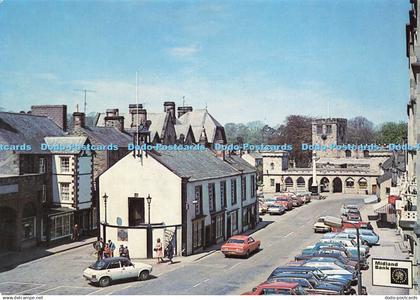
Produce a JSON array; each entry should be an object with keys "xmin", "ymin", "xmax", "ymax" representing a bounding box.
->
[
  {"xmin": 0, "ymin": 112, "xmax": 65, "ymax": 154},
  {"xmin": 44, "ymin": 136, "xmax": 88, "ymax": 154},
  {"xmin": 147, "ymin": 113, "xmax": 168, "ymax": 141},
  {"xmin": 178, "ymin": 109, "xmax": 223, "ymax": 142},
  {"xmin": 80, "ymin": 126, "xmax": 132, "ymax": 147},
  {"xmin": 377, "ymin": 172, "xmax": 392, "ymax": 184},
  {"xmin": 149, "ymin": 149, "xmax": 255, "ymax": 181}
]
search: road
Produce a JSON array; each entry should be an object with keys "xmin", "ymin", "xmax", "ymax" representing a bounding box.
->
[{"xmin": 0, "ymin": 194, "xmax": 365, "ymax": 295}]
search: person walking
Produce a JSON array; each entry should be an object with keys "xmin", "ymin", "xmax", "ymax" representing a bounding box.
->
[
  {"xmin": 166, "ymin": 241, "xmax": 174, "ymax": 264},
  {"xmin": 72, "ymin": 224, "xmax": 79, "ymax": 241},
  {"xmin": 108, "ymin": 240, "xmax": 116, "ymax": 257},
  {"xmin": 123, "ymin": 246, "xmax": 130, "ymax": 260},
  {"xmin": 154, "ymin": 238, "xmax": 164, "ymax": 263},
  {"xmin": 94, "ymin": 238, "xmax": 104, "ymax": 260},
  {"xmin": 119, "ymin": 245, "xmax": 125, "ymax": 257}
]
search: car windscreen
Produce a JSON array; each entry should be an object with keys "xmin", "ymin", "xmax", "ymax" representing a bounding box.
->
[
  {"xmin": 89, "ymin": 260, "xmax": 108, "ymax": 270},
  {"xmin": 227, "ymin": 239, "xmax": 244, "ymax": 244}
]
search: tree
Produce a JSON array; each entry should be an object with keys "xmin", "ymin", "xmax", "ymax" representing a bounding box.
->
[
  {"xmin": 269, "ymin": 115, "xmax": 313, "ymax": 167},
  {"xmin": 346, "ymin": 116, "xmax": 375, "ymax": 144},
  {"xmin": 374, "ymin": 121, "xmax": 408, "ymax": 144}
]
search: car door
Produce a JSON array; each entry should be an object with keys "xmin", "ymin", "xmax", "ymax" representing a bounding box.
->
[
  {"xmin": 106, "ymin": 261, "xmax": 124, "ymax": 280},
  {"xmin": 248, "ymin": 237, "xmax": 256, "ymax": 252},
  {"xmin": 121, "ymin": 260, "xmax": 137, "ymax": 278}
]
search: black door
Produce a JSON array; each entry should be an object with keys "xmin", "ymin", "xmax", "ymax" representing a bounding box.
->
[{"xmin": 275, "ymin": 183, "xmax": 281, "ymax": 192}]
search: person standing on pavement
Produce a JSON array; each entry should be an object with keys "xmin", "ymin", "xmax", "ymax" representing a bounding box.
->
[
  {"xmin": 108, "ymin": 240, "xmax": 116, "ymax": 257},
  {"xmin": 119, "ymin": 245, "xmax": 124, "ymax": 257},
  {"xmin": 166, "ymin": 241, "xmax": 174, "ymax": 264},
  {"xmin": 72, "ymin": 224, "xmax": 79, "ymax": 241},
  {"xmin": 154, "ymin": 238, "xmax": 164, "ymax": 263},
  {"xmin": 94, "ymin": 238, "xmax": 104, "ymax": 260},
  {"xmin": 123, "ymin": 246, "xmax": 130, "ymax": 260}
]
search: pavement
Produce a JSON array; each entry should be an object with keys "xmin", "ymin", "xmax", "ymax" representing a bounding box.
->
[{"xmin": 358, "ymin": 203, "xmax": 410, "ymax": 295}]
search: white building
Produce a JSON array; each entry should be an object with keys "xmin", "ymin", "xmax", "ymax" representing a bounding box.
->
[{"xmin": 99, "ymin": 149, "xmax": 257, "ymax": 258}]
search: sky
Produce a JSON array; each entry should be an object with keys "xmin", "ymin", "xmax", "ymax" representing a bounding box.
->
[{"xmin": 0, "ymin": 0, "xmax": 411, "ymax": 127}]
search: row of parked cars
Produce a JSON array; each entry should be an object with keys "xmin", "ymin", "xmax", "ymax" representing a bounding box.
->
[
  {"xmin": 243, "ymin": 203, "xmax": 379, "ymax": 295},
  {"xmin": 259, "ymin": 192, "xmax": 312, "ymax": 216}
]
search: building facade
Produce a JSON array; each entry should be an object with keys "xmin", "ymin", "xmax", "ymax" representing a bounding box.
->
[{"xmin": 98, "ymin": 149, "xmax": 257, "ymax": 258}]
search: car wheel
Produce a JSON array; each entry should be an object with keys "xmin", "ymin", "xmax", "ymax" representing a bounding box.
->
[
  {"xmin": 99, "ymin": 276, "xmax": 111, "ymax": 287},
  {"xmin": 139, "ymin": 270, "xmax": 150, "ymax": 281},
  {"xmin": 256, "ymin": 245, "xmax": 261, "ymax": 252},
  {"xmin": 245, "ymin": 251, "xmax": 250, "ymax": 258}
]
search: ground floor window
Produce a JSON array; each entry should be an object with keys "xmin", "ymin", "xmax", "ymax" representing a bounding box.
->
[
  {"xmin": 50, "ymin": 213, "xmax": 73, "ymax": 240},
  {"xmin": 242, "ymin": 206, "xmax": 252, "ymax": 227},
  {"xmin": 21, "ymin": 217, "xmax": 36, "ymax": 240},
  {"xmin": 231, "ymin": 211, "xmax": 238, "ymax": 232},
  {"xmin": 192, "ymin": 220, "xmax": 203, "ymax": 249},
  {"xmin": 215, "ymin": 214, "xmax": 224, "ymax": 239}
]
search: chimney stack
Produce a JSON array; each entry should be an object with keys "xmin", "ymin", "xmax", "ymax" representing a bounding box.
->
[
  {"xmin": 177, "ymin": 106, "xmax": 193, "ymax": 118},
  {"xmin": 164, "ymin": 101, "xmax": 176, "ymax": 120},
  {"xmin": 104, "ymin": 108, "xmax": 125, "ymax": 131},
  {"xmin": 129, "ymin": 104, "xmax": 147, "ymax": 128},
  {"xmin": 73, "ymin": 112, "xmax": 86, "ymax": 131}
]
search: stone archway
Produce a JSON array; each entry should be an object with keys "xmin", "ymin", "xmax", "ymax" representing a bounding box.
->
[
  {"xmin": 320, "ymin": 177, "xmax": 330, "ymax": 193},
  {"xmin": 332, "ymin": 177, "xmax": 343, "ymax": 193},
  {"xmin": 296, "ymin": 177, "xmax": 305, "ymax": 190},
  {"xmin": 0, "ymin": 206, "xmax": 17, "ymax": 251},
  {"xmin": 285, "ymin": 177, "xmax": 293, "ymax": 191}
]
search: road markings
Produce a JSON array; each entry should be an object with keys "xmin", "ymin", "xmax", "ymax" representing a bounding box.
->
[
  {"xmin": 228, "ymin": 262, "xmax": 241, "ymax": 270},
  {"xmin": 192, "ymin": 278, "xmax": 209, "ymax": 288},
  {"xmin": 284, "ymin": 232, "xmax": 294, "ymax": 238},
  {"xmin": 0, "ymin": 281, "xmax": 44, "ymax": 286},
  {"xmin": 16, "ymin": 284, "xmax": 47, "ymax": 295}
]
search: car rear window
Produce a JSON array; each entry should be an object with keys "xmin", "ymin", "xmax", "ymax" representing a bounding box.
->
[
  {"xmin": 227, "ymin": 239, "xmax": 244, "ymax": 244},
  {"xmin": 89, "ymin": 260, "xmax": 107, "ymax": 270}
]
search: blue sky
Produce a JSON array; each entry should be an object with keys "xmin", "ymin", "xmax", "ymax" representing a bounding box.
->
[{"xmin": 0, "ymin": 0, "xmax": 410, "ymax": 126}]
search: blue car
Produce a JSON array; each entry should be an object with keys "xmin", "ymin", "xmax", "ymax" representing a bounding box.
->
[{"xmin": 343, "ymin": 228, "xmax": 379, "ymax": 246}]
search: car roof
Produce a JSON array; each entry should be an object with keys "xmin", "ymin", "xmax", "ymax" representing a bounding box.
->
[
  {"xmin": 271, "ymin": 273, "xmax": 313, "ymax": 279},
  {"xmin": 99, "ymin": 257, "xmax": 130, "ymax": 263},
  {"xmin": 273, "ymin": 266, "xmax": 319, "ymax": 272},
  {"xmin": 258, "ymin": 281, "xmax": 298, "ymax": 289},
  {"xmin": 228, "ymin": 235, "xmax": 249, "ymax": 240}
]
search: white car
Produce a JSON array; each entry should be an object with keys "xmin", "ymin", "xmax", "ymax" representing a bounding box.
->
[
  {"xmin": 313, "ymin": 217, "xmax": 332, "ymax": 233},
  {"xmin": 267, "ymin": 203, "xmax": 285, "ymax": 215},
  {"xmin": 83, "ymin": 257, "xmax": 152, "ymax": 287},
  {"xmin": 340, "ymin": 204, "xmax": 359, "ymax": 216},
  {"xmin": 303, "ymin": 261, "xmax": 353, "ymax": 276},
  {"xmin": 320, "ymin": 238, "xmax": 369, "ymax": 255}
]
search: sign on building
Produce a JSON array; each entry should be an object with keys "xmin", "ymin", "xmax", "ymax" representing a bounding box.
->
[{"xmin": 372, "ymin": 258, "xmax": 413, "ymax": 289}]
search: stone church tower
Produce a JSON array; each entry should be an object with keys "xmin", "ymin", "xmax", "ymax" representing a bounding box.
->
[{"xmin": 312, "ymin": 118, "xmax": 347, "ymax": 158}]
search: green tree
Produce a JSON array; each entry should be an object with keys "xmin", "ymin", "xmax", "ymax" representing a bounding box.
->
[
  {"xmin": 347, "ymin": 116, "xmax": 375, "ymax": 144},
  {"xmin": 374, "ymin": 121, "xmax": 407, "ymax": 144}
]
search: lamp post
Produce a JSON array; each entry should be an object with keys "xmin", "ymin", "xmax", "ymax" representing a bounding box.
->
[
  {"xmin": 146, "ymin": 194, "xmax": 152, "ymax": 259},
  {"xmin": 102, "ymin": 193, "xmax": 108, "ymax": 242}
]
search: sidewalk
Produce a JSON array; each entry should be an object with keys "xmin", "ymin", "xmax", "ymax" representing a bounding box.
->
[
  {"xmin": 359, "ymin": 203, "xmax": 409, "ymax": 295},
  {"xmin": 0, "ymin": 236, "xmax": 96, "ymax": 272}
]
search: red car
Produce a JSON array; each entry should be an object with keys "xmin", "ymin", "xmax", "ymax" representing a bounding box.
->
[
  {"xmin": 221, "ymin": 235, "xmax": 261, "ymax": 258},
  {"xmin": 332, "ymin": 221, "xmax": 373, "ymax": 232},
  {"xmin": 275, "ymin": 196, "xmax": 293, "ymax": 211},
  {"xmin": 243, "ymin": 281, "xmax": 307, "ymax": 295}
]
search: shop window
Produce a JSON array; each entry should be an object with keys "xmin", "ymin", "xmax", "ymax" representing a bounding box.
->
[{"xmin": 50, "ymin": 213, "xmax": 73, "ymax": 240}]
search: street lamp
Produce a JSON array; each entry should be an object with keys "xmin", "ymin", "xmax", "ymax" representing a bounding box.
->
[
  {"xmin": 102, "ymin": 193, "xmax": 109, "ymax": 242},
  {"xmin": 146, "ymin": 194, "xmax": 153, "ymax": 259},
  {"xmin": 324, "ymin": 217, "xmax": 363, "ymax": 295},
  {"xmin": 147, "ymin": 194, "xmax": 152, "ymax": 225}
]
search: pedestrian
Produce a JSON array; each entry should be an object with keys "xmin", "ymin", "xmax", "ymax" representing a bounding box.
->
[
  {"xmin": 154, "ymin": 238, "xmax": 164, "ymax": 263},
  {"xmin": 166, "ymin": 241, "xmax": 174, "ymax": 264},
  {"xmin": 119, "ymin": 245, "xmax": 125, "ymax": 257},
  {"xmin": 72, "ymin": 224, "xmax": 79, "ymax": 241},
  {"xmin": 94, "ymin": 238, "xmax": 104, "ymax": 260},
  {"xmin": 123, "ymin": 246, "xmax": 130, "ymax": 260},
  {"xmin": 103, "ymin": 243, "xmax": 111, "ymax": 258},
  {"xmin": 108, "ymin": 239, "xmax": 116, "ymax": 257}
]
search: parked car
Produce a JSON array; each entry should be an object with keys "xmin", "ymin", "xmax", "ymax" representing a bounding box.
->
[
  {"xmin": 343, "ymin": 228, "xmax": 379, "ymax": 246},
  {"xmin": 302, "ymin": 263, "xmax": 357, "ymax": 285},
  {"xmin": 296, "ymin": 192, "xmax": 311, "ymax": 204},
  {"xmin": 267, "ymin": 203, "xmax": 286, "ymax": 215},
  {"xmin": 295, "ymin": 252, "xmax": 358, "ymax": 269},
  {"xmin": 267, "ymin": 273, "xmax": 345, "ymax": 295},
  {"xmin": 346, "ymin": 212, "xmax": 362, "ymax": 222},
  {"xmin": 320, "ymin": 238, "xmax": 369, "ymax": 256},
  {"xmin": 315, "ymin": 249, "xmax": 369, "ymax": 270},
  {"xmin": 242, "ymin": 281, "xmax": 307, "ymax": 295},
  {"xmin": 302, "ymin": 257, "xmax": 356, "ymax": 273},
  {"xmin": 275, "ymin": 196, "xmax": 293, "ymax": 211},
  {"xmin": 221, "ymin": 235, "xmax": 260, "ymax": 258},
  {"xmin": 258, "ymin": 200, "xmax": 268, "ymax": 215},
  {"xmin": 341, "ymin": 204, "xmax": 359, "ymax": 216},
  {"xmin": 323, "ymin": 232, "xmax": 367, "ymax": 245},
  {"xmin": 83, "ymin": 257, "xmax": 152, "ymax": 287},
  {"xmin": 268, "ymin": 266, "xmax": 353, "ymax": 294},
  {"xmin": 331, "ymin": 221, "xmax": 374, "ymax": 232},
  {"xmin": 313, "ymin": 217, "xmax": 332, "ymax": 233}
]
